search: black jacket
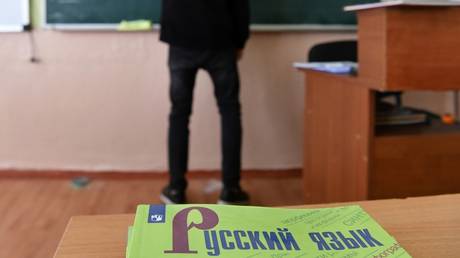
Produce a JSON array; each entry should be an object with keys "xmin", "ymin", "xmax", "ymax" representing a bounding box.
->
[{"xmin": 160, "ymin": 0, "xmax": 250, "ymax": 50}]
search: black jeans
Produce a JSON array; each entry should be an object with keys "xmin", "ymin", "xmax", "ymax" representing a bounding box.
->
[{"xmin": 167, "ymin": 46, "xmax": 242, "ymax": 191}]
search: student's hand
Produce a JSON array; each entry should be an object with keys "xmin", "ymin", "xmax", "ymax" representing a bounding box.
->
[{"xmin": 236, "ymin": 49, "xmax": 244, "ymax": 61}]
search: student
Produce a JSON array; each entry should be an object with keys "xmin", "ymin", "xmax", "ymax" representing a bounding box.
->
[{"xmin": 159, "ymin": 0, "xmax": 251, "ymax": 204}]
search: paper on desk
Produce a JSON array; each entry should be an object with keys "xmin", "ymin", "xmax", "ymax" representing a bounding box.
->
[{"xmin": 293, "ymin": 61, "xmax": 358, "ymax": 74}]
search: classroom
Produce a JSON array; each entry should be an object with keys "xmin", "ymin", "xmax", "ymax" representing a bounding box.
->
[{"xmin": 1, "ymin": 0, "xmax": 459, "ymax": 258}]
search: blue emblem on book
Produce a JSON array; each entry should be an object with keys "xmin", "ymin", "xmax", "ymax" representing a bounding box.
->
[{"xmin": 148, "ymin": 205, "xmax": 166, "ymax": 223}]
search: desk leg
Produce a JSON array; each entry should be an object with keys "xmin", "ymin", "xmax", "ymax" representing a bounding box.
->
[{"xmin": 304, "ymin": 74, "xmax": 374, "ymax": 204}]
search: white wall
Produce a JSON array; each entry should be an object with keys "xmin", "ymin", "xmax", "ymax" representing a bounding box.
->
[{"xmin": 0, "ymin": 30, "xmax": 454, "ymax": 172}]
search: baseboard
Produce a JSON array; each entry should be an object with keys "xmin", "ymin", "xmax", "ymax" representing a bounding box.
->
[{"xmin": 0, "ymin": 169, "xmax": 301, "ymax": 180}]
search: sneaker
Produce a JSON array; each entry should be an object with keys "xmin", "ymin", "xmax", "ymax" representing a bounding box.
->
[
  {"xmin": 218, "ymin": 187, "xmax": 250, "ymax": 205},
  {"xmin": 160, "ymin": 186, "xmax": 186, "ymax": 204}
]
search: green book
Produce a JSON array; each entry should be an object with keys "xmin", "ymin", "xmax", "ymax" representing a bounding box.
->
[
  {"xmin": 126, "ymin": 226, "xmax": 133, "ymax": 258},
  {"xmin": 127, "ymin": 204, "xmax": 411, "ymax": 258}
]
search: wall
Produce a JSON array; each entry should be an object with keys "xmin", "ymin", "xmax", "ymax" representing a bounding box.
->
[
  {"xmin": 0, "ymin": 30, "xmax": 361, "ymax": 171},
  {"xmin": 0, "ymin": 1, "xmax": 454, "ymax": 172}
]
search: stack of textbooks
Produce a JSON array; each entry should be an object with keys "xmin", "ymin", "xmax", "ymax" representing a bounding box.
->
[
  {"xmin": 376, "ymin": 107, "xmax": 429, "ymax": 126},
  {"xmin": 376, "ymin": 101, "xmax": 431, "ymax": 126},
  {"xmin": 126, "ymin": 204, "xmax": 412, "ymax": 258}
]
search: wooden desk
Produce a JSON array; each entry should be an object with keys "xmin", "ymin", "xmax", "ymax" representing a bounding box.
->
[
  {"xmin": 299, "ymin": 5, "xmax": 460, "ymax": 203},
  {"xmin": 301, "ymin": 70, "xmax": 460, "ymax": 203},
  {"xmin": 53, "ymin": 194, "xmax": 460, "ymax": 258}
]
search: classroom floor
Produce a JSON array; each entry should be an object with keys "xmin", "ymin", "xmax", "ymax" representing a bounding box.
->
[{"xmin": 0, "ymin": 174, "xmax": 304, "ymax": 258}]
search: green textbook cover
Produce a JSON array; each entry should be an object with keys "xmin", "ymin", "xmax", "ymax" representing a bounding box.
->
[
  {"xmin": 127, "ymin": 205, "xmax": 411, "ymax": 258},
  {"xmin": 127, "ymin": 226, "xmax": 133, "ymax": 258}
]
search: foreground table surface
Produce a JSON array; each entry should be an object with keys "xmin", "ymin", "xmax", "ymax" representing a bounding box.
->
[{"xmin": 53, "ymin": 194, "xmax": 460, "ymax": 258}]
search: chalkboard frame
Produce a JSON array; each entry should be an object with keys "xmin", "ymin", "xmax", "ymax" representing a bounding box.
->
[{"xmin": 42, "ymin": 0, "xmax": 358, "ymax": 31}]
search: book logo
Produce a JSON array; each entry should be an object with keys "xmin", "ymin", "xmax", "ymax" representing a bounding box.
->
[
  {"xmin": 151, "ymin": 214, "xmax": 163, "ymax": 222},
  {"xmin": 148, "ymin": 205, "xmax": 166, "ymax": 224}
]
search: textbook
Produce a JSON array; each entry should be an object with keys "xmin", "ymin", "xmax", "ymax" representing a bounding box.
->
[
  {"xmin": 126, "ymin": 226, "xmax": 133, "ymax": 258},
  {"xmin": 127, "ymin": 205, "xmax": 411, "ymax": 258}
]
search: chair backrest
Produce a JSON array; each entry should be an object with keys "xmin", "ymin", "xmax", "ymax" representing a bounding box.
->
[
  {"xmin": 308, "ymin": 40, "xmax": 402, "ymax": 104},
  {"xmin": 308, "ymin": 40, "xmax": 357, "ymax": 62}
]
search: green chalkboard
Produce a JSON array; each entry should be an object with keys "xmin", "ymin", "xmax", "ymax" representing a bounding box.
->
[
  {"xmin": 45, "ymin": 0, "xmax": 376, "ymax": 29},
  {"xmin": 250, "ymin": 0, "xmax": 374, "ymax": 25}
]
